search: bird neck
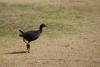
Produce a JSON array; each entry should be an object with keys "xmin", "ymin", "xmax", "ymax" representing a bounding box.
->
[{"xmin": 39, "ymin": 26, "xmax": 43, "ymax": 32}]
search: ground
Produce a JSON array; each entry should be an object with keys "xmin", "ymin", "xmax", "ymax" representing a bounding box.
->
[{"xmin": 0, "ymin": 0, "xmax": 100, "ymax": 67}]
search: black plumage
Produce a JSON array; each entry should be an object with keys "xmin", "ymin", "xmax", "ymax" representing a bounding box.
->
[{"xmin": 19, "ymin": 24, "xmax": 47, "ymax": 53}]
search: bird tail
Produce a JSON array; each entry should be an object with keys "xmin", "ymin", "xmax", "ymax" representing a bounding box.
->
[
  {"xmin": 19, "ymin": 30, "xmax": 24, "ymax": 34},
  {"xmin": 19, "ymin": 30, "xmax": 24, "ymax": 37}
]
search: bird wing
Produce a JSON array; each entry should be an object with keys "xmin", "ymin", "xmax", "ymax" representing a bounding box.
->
[{"xmin": 23, "ymin": 30, "xmax": 41, "ymax": 40}]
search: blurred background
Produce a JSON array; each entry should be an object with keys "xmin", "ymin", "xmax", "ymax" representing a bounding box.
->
[{"xmin": 0, "ymin": 0, "xmax": 100, "ymax": 67}]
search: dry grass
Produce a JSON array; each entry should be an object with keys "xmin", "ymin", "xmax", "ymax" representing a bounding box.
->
[{"xmin": 0, "ymin": 0, "xmax": 100, "ymax": 67}]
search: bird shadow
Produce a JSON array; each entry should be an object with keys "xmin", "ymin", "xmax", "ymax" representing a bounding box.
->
[{"xmin": 6, "ymin": 51, "xmax": 27, "ymax": 54}]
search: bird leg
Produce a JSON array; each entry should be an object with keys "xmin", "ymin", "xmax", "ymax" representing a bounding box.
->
[
  {"xmin": 23, "ymin": 39, "xmax": 30, "ymax": 53},
  {"xmin": 27, "ymin": 43, "xmax": 30, "ymax": 53},
  {"xmin": 23, "ymin": 39, "xmax": 27, "ymax": 44}
]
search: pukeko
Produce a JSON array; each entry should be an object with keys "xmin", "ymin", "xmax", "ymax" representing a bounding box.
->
[{"xmin": 19, "ymin": 24, "xmax": 47, "ymax": 53}]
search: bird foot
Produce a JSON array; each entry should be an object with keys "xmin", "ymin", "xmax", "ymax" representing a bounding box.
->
[{"xmin": 26, "ymin": 44, "xmax": 30, "ymax": 53}]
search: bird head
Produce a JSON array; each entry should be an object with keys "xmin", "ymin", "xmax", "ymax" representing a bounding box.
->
[
  {"xmin": 39, "ymin": 24, "xmax": 47, "ymax": 31},
  {"xmin": 40, "ymin": 24, "xmax": 47, "ymax": 28}
]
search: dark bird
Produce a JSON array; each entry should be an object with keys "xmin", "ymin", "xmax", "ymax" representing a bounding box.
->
[{"xmin": 19, "ymin": 24, "xmax": 47, "ymax": 53}]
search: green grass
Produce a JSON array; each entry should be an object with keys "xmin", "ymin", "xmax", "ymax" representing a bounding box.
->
[{"xmin": 0, "ymin": 1, "xmax": 92, "ymax": 37}]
